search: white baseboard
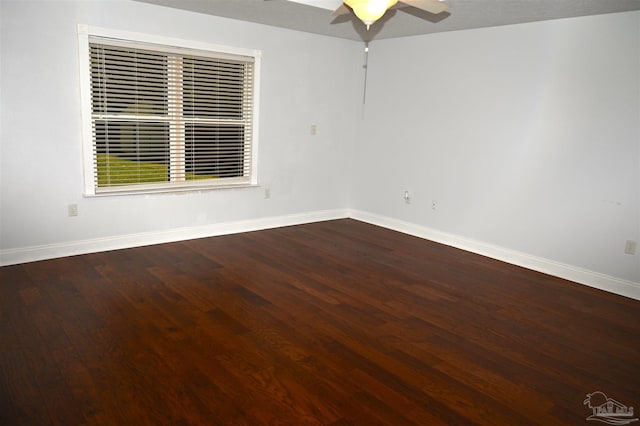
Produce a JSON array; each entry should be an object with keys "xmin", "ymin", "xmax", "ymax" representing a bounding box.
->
[
  {"xmin": 0, "ymin": 209, "xmax": 349, "ymax": 267},
  {"xmin": 349, "ymin": 209, "xmax": 640, "ymax": 301},
  {"xmin": 3, "ymin": 207, "xmax": 638, "ymax": 301}
]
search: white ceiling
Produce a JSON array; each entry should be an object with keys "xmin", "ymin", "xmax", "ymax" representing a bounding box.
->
[{"xmin": 134, "ymin": 0, "xmax": 640, "ymax": 41}]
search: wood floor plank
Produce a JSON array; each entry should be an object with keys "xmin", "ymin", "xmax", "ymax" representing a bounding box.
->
[{"xmin": 1, "ymin": 219, "xmax": 639, "ymax": 425}]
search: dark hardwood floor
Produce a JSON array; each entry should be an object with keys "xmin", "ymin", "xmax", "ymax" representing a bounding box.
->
[{"xmin": 1, "ymin": 219, "xmax": 639, "ymax": 425}]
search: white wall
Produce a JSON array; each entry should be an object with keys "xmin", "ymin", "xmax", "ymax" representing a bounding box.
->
[
  {"xmin": 0, "ymin": 0, "xmax": 362, "ymax": 254},
  {"xmin": 352, "ymin": 12, "xmax": 640, "ymax": 284},
  {"xmin": 1, "ymin": 1, "xmax": 638, "ymax": 297}
]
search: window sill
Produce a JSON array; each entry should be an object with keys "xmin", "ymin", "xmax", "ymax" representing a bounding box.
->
[{"xmin": 84, "ymin": 182, "xmax": 258, "ymax": 197}]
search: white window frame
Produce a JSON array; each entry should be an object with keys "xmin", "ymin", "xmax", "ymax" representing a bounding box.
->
[{"xmin": 77, "ymin": 25, "xmax": 261, "ymax": 196}]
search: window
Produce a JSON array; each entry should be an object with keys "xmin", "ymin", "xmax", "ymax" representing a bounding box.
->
[{"xmin": 78, "ymin": 26, "xmax": 260, "ymax": 195}]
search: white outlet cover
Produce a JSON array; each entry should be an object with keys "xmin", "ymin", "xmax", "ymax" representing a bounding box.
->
[
  {"xmin": 68, "ymin": 204, "xmax": 78, "ymax": 217},
  {"xmin": 624, "ymin": 240, "xmax": 637, "ymax": 255}
]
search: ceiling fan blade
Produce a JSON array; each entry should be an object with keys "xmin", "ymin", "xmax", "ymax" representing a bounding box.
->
[
  {"xmin": 400, "ymin": 0, "xmax": 449, "ymax": 14},
  {"xmin": 332, "ymin": 3, "xmax": 351, "ymax": 16},
  {"xmin": 282, "ymin": 0, "xmax": 345, "ymax": 11}
]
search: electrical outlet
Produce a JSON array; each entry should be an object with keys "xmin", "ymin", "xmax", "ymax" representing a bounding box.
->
[
  {"xmin": 624, "ymin": 240, "xmax": 636, "ymax": 255},
  {"xmin": 68, "ymin": 203, "xmax": 78, "ymax": 217},
  {"xmin": 403, "ymin": 190, "xmax": 410, "ymax": 204},
  {"xmin": 431, "ymin": 200, "xmax": 437, "ymax": 210},
  {"xmin": 264, "ymin": 188, "xmax": 271, "ymax": 199},
  {"xmin": 310, "ymin": 125, "xmax": 317, "ymax": 136}
]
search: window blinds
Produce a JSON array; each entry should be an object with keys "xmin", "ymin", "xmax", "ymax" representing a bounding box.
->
[{"xmin": 89, "ymin": 39, "xmax": 255, "ymax": 193}]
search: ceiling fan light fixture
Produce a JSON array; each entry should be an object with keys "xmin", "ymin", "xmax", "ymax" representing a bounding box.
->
[{"xmin": 344, "ymin": 0, "xmax": 398, "ymax": 29}]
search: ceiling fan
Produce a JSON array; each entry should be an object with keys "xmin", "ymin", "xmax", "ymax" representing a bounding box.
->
[{"xmin": 284, "ymin": 0, "xmax": 450, "ymax": 30}]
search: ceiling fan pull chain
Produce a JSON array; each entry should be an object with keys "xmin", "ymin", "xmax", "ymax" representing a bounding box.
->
[{"xmin": 362, "ymin": 42, "xmax": 369, "ymax": 105}]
